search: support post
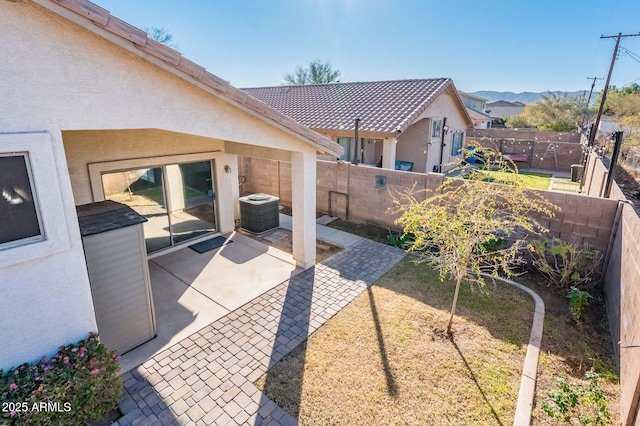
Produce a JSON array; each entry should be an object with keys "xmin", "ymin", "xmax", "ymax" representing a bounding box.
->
[
  {"xmin": 382, "ymin": 138, "xmax": 397, "ymax": 170},
  {"xmin": 291, "ymin": 150, "xmax": 316, "ymax": 269},
  {"xmin": 352, "ymin": 118, "xmax": 360, "ymax": 165},
  {"xmin": 604, "ymin": 131, "xmax": 624, "ymax": 198}
]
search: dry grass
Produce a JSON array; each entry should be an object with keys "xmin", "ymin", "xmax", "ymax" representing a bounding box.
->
[{"xmin": 256, "ymin": 259, "xmax": 536, "ymax": 425}]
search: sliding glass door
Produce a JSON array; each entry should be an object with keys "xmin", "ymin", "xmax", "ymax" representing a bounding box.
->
[{"xmin": 102, "ymin": 160, "xmax": 216, "ymax": 253}]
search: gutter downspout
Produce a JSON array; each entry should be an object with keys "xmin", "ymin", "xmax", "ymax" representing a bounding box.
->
[{"xmin": 437, "ymin": 117, "xmax": 447, "ymax": 172}]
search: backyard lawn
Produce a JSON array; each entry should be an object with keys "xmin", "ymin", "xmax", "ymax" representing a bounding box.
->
[
  {"xmin": 471, "ymin": 169, "xmax": 553, "ymax": 190},
  {"xmin": 256, "ymin": 258, "xmax": 534, "ymax": 425},
  {"xmin": 260, "ymin": 220, "xmax": 621, "ymax": 425}
]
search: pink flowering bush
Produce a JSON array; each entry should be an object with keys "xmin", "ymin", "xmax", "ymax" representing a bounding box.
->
[{"xmin": 0, "ymin": 333, "xmax": 122, "ymax": 425}]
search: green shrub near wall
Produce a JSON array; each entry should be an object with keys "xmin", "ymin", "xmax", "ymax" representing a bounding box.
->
[{"xmin": 0, "ymin": 333, "xmax": 122, "ymax": 425}]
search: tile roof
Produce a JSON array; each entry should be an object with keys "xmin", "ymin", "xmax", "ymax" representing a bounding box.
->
[
  {"xmin": 485, "ymin": 101, "xmax": 526, "ymax": 119},
  {"xmin": 465, "ymin": 107, "xmax": 493, "ymax": 121},
  {"xmin": 459, "ymin": 91, "xmax": 488, "ymax": 102},
  {"xmin": 242, "ymin": 79, "xmax": 473, "ymax": 135},
  {"xmin": 31, "ymin": 0, "xmax": 341, "ymax": 157}
]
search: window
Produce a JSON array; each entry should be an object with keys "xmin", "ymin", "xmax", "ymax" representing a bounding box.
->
[
  {"xmin": 431, "ymin": 120, "xmax": 442, "ymax": 139},
  {"xmin": 102, "ymin": 160, "xmax": 217, "ymax": 253},
  {"xmin": 0, "ymin": 154, "xmax": 43, "ymax": 249},
  {"xmin": 336, "ymin": 137, "xmax": 365, "ymax": 162},
  {"xmin": 337, "ymin": 137, "xmax": 354, "ymax": 162},
  {"xmin": 451, "ymin": 132, "xmax": 464, "ymax": 156}
]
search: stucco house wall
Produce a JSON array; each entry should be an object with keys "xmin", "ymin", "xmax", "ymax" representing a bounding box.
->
[
  {"xmin": 396, "ymin": 118, "xmax": 430, "ymax": 173},
  {"xmin": 0, "ymin": 0, "xmax": 329, "ymax": 368},
  {"xmin": 0, "ymin": 131, "xmax": 98, "ymax": 370},
  {"xmin": 396, "ymin": 91, "xmax": 470, "ymax": 173}
]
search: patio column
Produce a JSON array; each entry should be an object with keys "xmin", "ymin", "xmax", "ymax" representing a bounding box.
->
[
  {"xmin": 382, "ymin": 137, "xmax": 397, "ymax": 170},
  {"xmin": 215, "ymin": 153, "xmax": 239, "ymax": 234},
  {"xmin": 291, "ymin": 150, "xmax": 316, "ymax": 269}
]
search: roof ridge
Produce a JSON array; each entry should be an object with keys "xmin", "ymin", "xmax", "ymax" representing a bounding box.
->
[
  {"xmin": 394, "ymin": 78, "xmax": 453, "ymax": 133},
  {"xmin": 242, "ymin": 77, "xmax": 450, "ymax": 90}
]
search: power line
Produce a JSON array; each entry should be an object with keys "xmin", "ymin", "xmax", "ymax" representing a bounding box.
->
[
  {"xmin": 619, "ymin": 46, "xmax": 640, "ymax": 65},
  {"xmin": 622, "ymin": 76, "xmax": 640, "ymax": 87}
]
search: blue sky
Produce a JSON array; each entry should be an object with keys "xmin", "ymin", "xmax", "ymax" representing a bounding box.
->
[{"xmin": 96, "ymin": 0, "xmax": 640, "ymax": 93}]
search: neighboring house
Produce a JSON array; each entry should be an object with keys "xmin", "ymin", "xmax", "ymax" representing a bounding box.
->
[
  {"xmin": 459, "ymin": 92, "xmax": 492, "ymax": 128},
  {"xmin": 485, "ymin": 100, "xmax": 527, "ymax": 127},
  {"xmin": 0, "ymin": 0, "xmax": 341, "ymax": 370},
  {"xmin": 458, "ymin": 91, "xmax": 488, "ymax": 113},
  {"xmin": 465, "ymin": 107, "xmax": 493, "ymax": 129},
  {"xmin": 243, "ymin": 79, "xmax": 474, "ymax": 173}
]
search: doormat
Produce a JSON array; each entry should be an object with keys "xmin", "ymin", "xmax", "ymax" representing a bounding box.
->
[{"xmin": 189, "ymin": 236, "xmax": 232, "ymax": 254}]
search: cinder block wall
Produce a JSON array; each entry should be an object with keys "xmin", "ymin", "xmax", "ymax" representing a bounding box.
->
[
  {"xmin": 533, "ymin": 190, "xmax": 617, "ymax": 251},
  {"xmin": 582, "ymin": 152, "xmax": 610, "ymax": 198},
  {"xmin": 239, "ymin": 157, "xmax": 616, "ymax": 251},
  {"xmin": 466, "ymin": 128, "xmax": 580, "ymax": 142},
  {"xmin": 596, "ymin": 171, "xmax": 640, "ymax": 425},
  {"xmin": 465, "ymin": 138, "xmax": 582, "ymax": 172}
]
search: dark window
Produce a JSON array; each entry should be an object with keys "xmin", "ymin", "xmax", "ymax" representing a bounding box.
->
[
  {"xmin": 432, "ymin": 120, "xmax": 442, "ymax": 139},
  {"xmin": 451, "ymin": 132, "xmax": 464, "ymax": 156},
  {"xmin": 0, "ymin": 154, "xmax": 43, "ymax": 248}
]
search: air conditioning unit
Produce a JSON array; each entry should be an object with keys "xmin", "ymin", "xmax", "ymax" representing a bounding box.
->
[{"xmin": 239, "ymin": 193, "xmax": 280, "ymax": 234}]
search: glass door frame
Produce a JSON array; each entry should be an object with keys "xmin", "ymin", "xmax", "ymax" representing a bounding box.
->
[{"xmin": 88, "ymin": 152, "xmax": 222, "ymax": 256}]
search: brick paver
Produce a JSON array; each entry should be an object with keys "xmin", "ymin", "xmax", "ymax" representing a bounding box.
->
[{"xmin": 115, "ymin": 238, "xmax": 405, "ymax": 425}]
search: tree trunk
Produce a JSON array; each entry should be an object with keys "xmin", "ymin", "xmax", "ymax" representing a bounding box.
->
[{"xmin": 447, "ymin": 276, "xmax": 463, "ymax": 334}]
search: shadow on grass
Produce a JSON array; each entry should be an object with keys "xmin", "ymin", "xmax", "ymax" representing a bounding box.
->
[
  {"xmin": 450, "ymin": 336, "xmax": 505, "ymax": 426},
  {"xmin": 367, "ymin": 287, "xmax": 398, "ymax": 396}
]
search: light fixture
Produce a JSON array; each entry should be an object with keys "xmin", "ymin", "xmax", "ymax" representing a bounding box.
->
[
  {"xmin": 224, "ymin": 165, "xmax": 232, "ymax": 173},
  {"xmin": 443, "ymin": 125, "xmax": 450, "ymax": 135}
]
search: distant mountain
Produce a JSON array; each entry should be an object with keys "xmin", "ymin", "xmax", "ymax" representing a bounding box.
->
[{"xmin": 471, "ymin": 90, "xmax": 594, "ymax": 105}]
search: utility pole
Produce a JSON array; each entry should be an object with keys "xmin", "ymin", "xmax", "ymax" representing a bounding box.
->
[
  {"xmin": 589, "ymin": 32, "xmax": 640, "ymax": 148},
  {"xmin": 585, "ymin": 76, "xmax": 603, "ymax": 108}
]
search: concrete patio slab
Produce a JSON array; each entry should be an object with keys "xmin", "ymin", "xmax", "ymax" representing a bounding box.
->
[
  {"xmin": 120, "ymin": 263, "xmax": 230, "ymax": 373},
  {"xmin": 151, "ymin": 232, "xmax": 301, "ymax": 312},
  {"xmin": 120, "ymin": 233, "xmax": 300, "ymax": 374}
]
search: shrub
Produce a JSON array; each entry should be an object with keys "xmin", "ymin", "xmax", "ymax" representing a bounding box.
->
[
  {"xmin": 528, "ymin": 237, "xmax": 602, "ymax": 289},
  {"xmin": 387, "ymin": 232, "xmax": 413, "ymax": 249},
  {"xmin": 0, "ymin": 333, "xmax": 122, "ymax": 425},
  {"xmin": 543, "ymin": 371, "xmax": 611, "ymax": 425},
  {"xmin": 567, "ymin": 286, "xmax": 593, "ymax": 323}
]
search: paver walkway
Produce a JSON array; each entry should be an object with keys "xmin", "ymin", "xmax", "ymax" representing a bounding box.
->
[{"xmin": 116, "ymin": 238, "xmax": 406, "ymax": 426}]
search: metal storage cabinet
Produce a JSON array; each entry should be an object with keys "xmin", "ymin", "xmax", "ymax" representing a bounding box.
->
[
  {"xmin": 239, "ymin": 194, "xmax": 280, "ymax": 234},
  {"xmin": 77, "ymin": 201, "xmax": 156, "ymax": 355}
]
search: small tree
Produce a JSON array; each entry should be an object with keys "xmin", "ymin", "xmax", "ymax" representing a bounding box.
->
[
  {"xmin": 283, "ymin": 59, "xmax": 341, "ymax": 85},
  {"xmin": 392, "ymin": 151, "xmax": 559, "ymax": 334},
  {"xmin": 505, "ymin": 114, "xmax": 534, "ymax": 129},
  {"xmin": 518, "ymin": 92, "xmax": 584, "ymax": 131}
]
